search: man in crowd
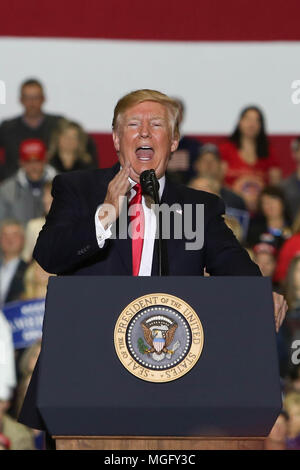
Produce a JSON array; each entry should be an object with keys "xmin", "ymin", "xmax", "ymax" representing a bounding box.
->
[
  {"xmin": 189, "ymin": 143, "xmax": 250, "ymax": 239},
  {"xmin": 19, "ymin": 89, "xmax": 287, "ymax": 432},
  {"xmin": 0, "ymin": 139, "xmax": 56, "ymax": 225},
  {"xmin": 0, "ymin": 79, "xmax": 98, "ymax": 181},
  {"xmin": 190, "ymin": 143, "xmax": 247, "ymax": 212}
]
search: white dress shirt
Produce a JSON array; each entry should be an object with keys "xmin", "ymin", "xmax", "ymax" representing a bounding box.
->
[{"xmin": 94, "ymin": 175, "xmax": 165, "ymax": 276}]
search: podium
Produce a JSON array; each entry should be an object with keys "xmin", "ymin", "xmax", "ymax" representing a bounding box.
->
[{"xmin": 34, "ymin": 276, "xmax": 281, "ymax": 450}]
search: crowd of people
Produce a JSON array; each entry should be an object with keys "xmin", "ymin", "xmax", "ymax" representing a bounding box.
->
[{"xmin": 0, "ymin": 79, "xmax": 300, "ymax": 449}]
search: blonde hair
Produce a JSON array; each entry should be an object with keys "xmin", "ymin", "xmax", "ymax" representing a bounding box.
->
[
  {"xmin": 22, "ymin": 260, "xmax": 53, "ymax": 300},
  {"xmin": 223, "ymin": 215, "xmax": 243, "ymax": 243},
  {"xmin": 47, "ymin": 118, "xmax": 92, "ymax": 165},
  {"xmin": 112, "ymin": 89, "xmax": 181, "ymax": 139},
  {"xmin": 284, "ymin": 392, "xmax": 300, "ymax": 413}
]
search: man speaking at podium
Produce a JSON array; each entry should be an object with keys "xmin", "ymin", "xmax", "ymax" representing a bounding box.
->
[{"xmin": 19, "ymin": 89, "xmax": 287, "ymax": 431}]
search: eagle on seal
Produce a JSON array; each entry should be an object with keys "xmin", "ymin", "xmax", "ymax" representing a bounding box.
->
[{"xmin": 141, "ymin": 315, "xmax": 178, "ymax": 355}]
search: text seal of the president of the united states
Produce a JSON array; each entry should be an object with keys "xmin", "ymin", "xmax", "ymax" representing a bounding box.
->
[{"xmin": 114, "ymin": 293, "xmax": 204, "ymax": 383}]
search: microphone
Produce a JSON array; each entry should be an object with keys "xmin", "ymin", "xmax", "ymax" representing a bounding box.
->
[
  {"xmin": 140, "ymin": 169, "xmax": 160, "ymax": 204},
  {"xmin": 140, "ymin": 169, "xmax": 168, "ymax": 276}
]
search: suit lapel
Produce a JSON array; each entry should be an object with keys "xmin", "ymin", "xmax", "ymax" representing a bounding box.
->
[{"xmin": 151, "ymin": 177, "xmax": 185, "ymax": 275}]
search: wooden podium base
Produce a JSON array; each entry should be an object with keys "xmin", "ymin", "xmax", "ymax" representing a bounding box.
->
[{"xmin": 53, "ymin": 436, "xmax": 266, "ymax": 450}]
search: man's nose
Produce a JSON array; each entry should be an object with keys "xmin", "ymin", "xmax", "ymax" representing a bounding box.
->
[{"xmin": 139, "ymin": 122, "xmax": 151, "ymax": 138}]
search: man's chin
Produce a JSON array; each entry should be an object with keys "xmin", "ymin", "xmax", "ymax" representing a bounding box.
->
[
  {"xmin": 128, "ymin": 167, "xmax": 141, "ymax": 183},
  {"xmin": 126, "ymin": 161, "xmax": 165, "ymax": 182},
  {"xmin": 129, "ymin": 165, "xmax": 155, "ymax": 182}
]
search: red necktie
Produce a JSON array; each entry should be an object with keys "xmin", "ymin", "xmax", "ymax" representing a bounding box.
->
[{"xmin": 129, "ymin": 183, "xmax": 145, "ymax": 276}]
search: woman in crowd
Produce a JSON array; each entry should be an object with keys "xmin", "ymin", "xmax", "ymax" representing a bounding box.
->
[
  {"xmin": 47, "ymin": 119, "xmax": 95, "ymax": 173},
  {"xmin": 285, "ymin": 254, "xmax": 300, "ymax": 312},
  {"xmin": 274, "ymin": 211, "xmax": 300, "ymax": 284},
  {"xmin": 246, "ymin": 186, "xmax": 292, "ymax": 250},
  {"xmin": 276, "ymin": 255, "xmax": 300, "ymax": 379},
  {"xmin": 219, "ymin": 106, "xmax": 281, "ymax": 212}
]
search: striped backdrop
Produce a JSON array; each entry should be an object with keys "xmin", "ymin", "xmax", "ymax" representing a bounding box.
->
[{"xmin": 1, "ymin": 0, "xmax": 300, "ymax": 174}]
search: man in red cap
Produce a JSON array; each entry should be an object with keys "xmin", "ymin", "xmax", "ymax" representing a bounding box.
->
[{"xmin": 0, "ymin": 138, "xmax": 56, "ymax": 225}]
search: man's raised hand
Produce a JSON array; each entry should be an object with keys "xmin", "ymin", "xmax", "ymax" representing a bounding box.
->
[{"xmin": 98, "ymin": 163, "xmax": 131, "ymax": 229}]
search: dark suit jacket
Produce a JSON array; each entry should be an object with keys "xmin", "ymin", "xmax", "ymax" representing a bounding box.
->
[
  {"xmin": 33, "ymin": 163, "xmax": 260, "ymax": 277},
  {"xmin": 19, "ymin": 163, "xmax": 261, "ymax": 431}
]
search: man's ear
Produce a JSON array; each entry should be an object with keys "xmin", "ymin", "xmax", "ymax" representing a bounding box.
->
[
  {"xmin": 170, "ymin": 137, "xmax": 179, "ymax": 153},
  {"xmin": 112, "ymin": 131, "xmax": 120, "ymax": 153}
]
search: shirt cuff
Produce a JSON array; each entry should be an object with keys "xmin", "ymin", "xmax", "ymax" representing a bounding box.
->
[{"xmin": 95, "ymin": 205, "xmax": 112, "ymax": 248}]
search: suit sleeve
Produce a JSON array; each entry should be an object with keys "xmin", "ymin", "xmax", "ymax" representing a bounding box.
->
[
  {"xmin": 204, "ymin": 197, "xmax": 262, "ymax": 276},
  {"xmin": 33, "ymin": 174, "xmax": 106, "ymax": 274}
]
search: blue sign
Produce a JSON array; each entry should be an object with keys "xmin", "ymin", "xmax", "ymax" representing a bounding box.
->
[{"xmin": 3, "ymin": 298, "xmax": 45, "ymax": 349}]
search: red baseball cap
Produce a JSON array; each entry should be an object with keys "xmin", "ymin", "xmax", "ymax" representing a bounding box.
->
[
  {"xmin": 253, "ymin": 242, "xmax": 277, "ymax": 256},
  {"xmin": 19, "ymin": 139, "xmax": 46, "ymax": 162}
]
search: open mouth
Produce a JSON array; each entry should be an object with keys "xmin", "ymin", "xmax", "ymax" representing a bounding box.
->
[{"xmin": 135, "ymin": 146, "xmax": 154, "ymax": 161}]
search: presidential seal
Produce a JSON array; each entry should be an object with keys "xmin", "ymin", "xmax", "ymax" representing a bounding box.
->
[{"xmin": 114, "ymin": 293, "xmax": 204, "ymax": 383}]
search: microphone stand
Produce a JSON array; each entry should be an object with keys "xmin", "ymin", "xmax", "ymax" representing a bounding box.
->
[{"xmin": 140, "ymin": 170, "xmax": 165, "ymax": 276}]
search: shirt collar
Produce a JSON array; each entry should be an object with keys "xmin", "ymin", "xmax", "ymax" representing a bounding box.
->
[
  {"xmin": 21, "ymin": 113, "xmax": 45, "ymax": 129},
  {"xmin": 119, "ymin": 165, "xmax": 166, "ymax": 200},
  {"xmin": 128, "ymin": 175, "xmax": 165, "ymax": 200}
]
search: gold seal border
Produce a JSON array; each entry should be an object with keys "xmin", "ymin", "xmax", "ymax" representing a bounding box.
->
[{"xmin": 114, "ymin": 293, "xmax": 204, "ymax": 383}]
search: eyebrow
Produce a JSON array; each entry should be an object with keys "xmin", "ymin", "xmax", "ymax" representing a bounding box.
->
[{"xmin": 126, "ymin": 115, "xmax": 166, "ymax": 121}]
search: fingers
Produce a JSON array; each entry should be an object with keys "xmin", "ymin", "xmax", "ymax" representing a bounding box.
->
[
  {"xmin": 277, "ymin": 299, "xmax": 288, "ymax": 331},
  {"xmin": 106, "ymin": 167, "xmax": 130, "ymax": 201},
  {"xmin": 109, "ymin": 165, "xmax": 131, "ymax": 198},
  {"xmin": 272, "ymin": 292, "xmax": 288, "ymax": 332},
  {"xmin": 273, "ymin": 292, "xmax": 281, "ymax": 332},
  {"xmin": 100, "ymin": 165, "xmax": 132, "ymax": 226}
]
